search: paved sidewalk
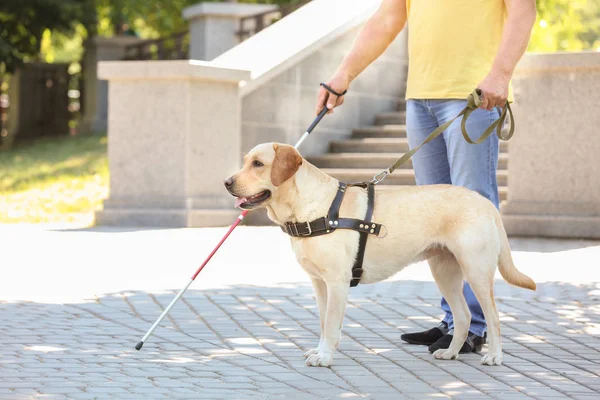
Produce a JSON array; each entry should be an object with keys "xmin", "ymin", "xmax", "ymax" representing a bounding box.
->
[{"xmin": 1, "ymin": 226, "xmax": 600, "ymax": 399}]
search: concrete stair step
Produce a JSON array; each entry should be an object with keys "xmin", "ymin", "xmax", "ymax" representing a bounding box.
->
[
  {"xmin": 354, "ymin": 124, "xmax": 512, "ymax": 140},
  {"xmin": 308, "ymin": 152, "xmax": 508, "ymax": 169},
  {"xmin": 353, "ymin": 125, "xmax": 407, "ymax": 139},
  {"xmin": 375, "ymin": 111, "xmax": 406, "ymax": 125},
  {"xmin": 330, "ymin": 138, "xmax": 509, "ymax": 153},
  {"xmin": 321, "ymin": 168, "xmax": 508, "ymax": 186}
]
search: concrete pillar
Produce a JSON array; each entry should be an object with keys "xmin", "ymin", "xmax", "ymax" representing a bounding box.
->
[
  {"xmin": 182, "ymin": 2, "xmax": 278, "ymax": 61},
  {"xmin": 501, "ymin": 51, "xmax": 600, "ymax": 239},
  {"xmin": 79, "ymin": 36, "xmax": 144, "ymax": 134},
  {"xmin": 95, "ymin": 60, "xmax": 251, "ymax": 227}
]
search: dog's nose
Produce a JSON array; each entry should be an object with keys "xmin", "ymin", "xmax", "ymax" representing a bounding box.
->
[{"xmin": 224, "ymin": 177, "xmax": 234, "ymax": 188}]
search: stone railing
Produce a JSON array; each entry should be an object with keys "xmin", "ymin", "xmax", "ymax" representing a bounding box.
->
[{"xmin": 95, "ymin": 0, "xmax": 408, "ymax": 227}]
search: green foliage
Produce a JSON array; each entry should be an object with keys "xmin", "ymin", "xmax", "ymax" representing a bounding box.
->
[
  {"xmin": 3, "ymin": 0, "xmax": 597, "ymax": 75},
  {"xmin": 0, "ymin": 134, "xmax": 108, "ymax": 225},
  {"xmin": 0, "ymin": 0, "xmax": 301, "ymax": 74},
  {"xmin": 94, "ymin": 0, "xmax": 301, "ymax": 38},
  {"xmin": 0, "ymin": 0, "xmax": 96, "ymax": 73},
  {"xmin": 40, "ymin": 25, "xmax": 89, "ymax": 64},
  {"xmin": 529, "ymin": 0, "xmax": 600, "ymax": 52}
]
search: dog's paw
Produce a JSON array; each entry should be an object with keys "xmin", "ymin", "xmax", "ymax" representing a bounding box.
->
[
  {"xmin": 433, "ymin": 348, "xmax": 459, "ymax": 361},
  {"xmin": 305, "ymin": 351, "xmax": 333, "ymax": 367},
  {"xmin": 303, "ymin": 348, "xmax": 319, "ymax": 359},
  {"xmin": 481, "ymin": 353, "xmax": 503, "ymax": 366}
]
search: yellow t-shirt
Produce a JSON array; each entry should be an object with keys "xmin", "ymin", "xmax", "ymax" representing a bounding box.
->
[{"xmin": 405, "ymin": 0, "xmax": 513, "ymax": 102}]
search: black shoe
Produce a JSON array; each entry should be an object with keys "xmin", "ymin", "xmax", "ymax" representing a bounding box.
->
[
  {"xmin": 401, "ymin": 321, "xmax": 449, "ymax": 346},
  {"xmin": 428, "ymin": 330, "xmax": 487, "ymax": 354}
]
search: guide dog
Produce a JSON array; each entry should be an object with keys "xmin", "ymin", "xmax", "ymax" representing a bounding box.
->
[{"xmin": 225, "ymin": 142, "xmax": 536, "ymax": 367}]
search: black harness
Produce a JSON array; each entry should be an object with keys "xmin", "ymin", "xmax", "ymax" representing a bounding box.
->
[{"xmin": 280, "ymin": 181, "xmax": 384, "ymax": 287}]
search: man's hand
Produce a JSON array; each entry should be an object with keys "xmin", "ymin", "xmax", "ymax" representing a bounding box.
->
[
  {"xmin": 477, "ymin": 71, "xmax": 510, "ymax": 110},
  {"xmin": 315, "ymin": 72, "xmax": 351, "ymax": 115}
]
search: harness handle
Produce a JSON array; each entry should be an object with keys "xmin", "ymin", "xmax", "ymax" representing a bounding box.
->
[{"xmin": 371, "ymin": 88, "xmax": 515, "ymax": 185}]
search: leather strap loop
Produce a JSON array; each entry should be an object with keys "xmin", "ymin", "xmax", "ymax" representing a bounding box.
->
[{"xmin": 320, "ymin": 82, "xmax": 348, "ymax": 97}]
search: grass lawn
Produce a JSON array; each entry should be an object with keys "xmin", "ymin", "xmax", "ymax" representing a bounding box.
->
[{"xmin": 0, "ymin": 134, "xmax": 108, "ymax": 227}]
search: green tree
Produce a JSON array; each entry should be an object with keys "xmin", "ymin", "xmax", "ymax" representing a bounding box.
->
[
  {"xmin": 95, "ymin": 0, "xmax": 302, "ymax": 39},
  {"xmin": 0, "ymin": 0, "xmax": 96, "ymax": 73},
  {"xmin": 529, "ymin": 0, "xmax": 600, "ymax": 52}
]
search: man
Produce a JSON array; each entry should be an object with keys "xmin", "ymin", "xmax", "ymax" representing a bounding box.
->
[{"xmin": 315, "ymin": 0, "xmax": 536, "ymax": 353}]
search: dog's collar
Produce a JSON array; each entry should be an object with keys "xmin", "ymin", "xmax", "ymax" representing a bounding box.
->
[{"xmin": 280, "ymin": 182, "xmax": 384, "ymax": 287}]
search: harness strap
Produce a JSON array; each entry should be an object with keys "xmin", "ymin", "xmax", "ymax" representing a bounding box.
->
[
  {"xmin": 327, "ymin": 182, "xmax": 347, "ymax": 225},
  {"xmin": 350, "ymin": 183, "xmax": 375, "ymax": 287},
  {"xmin": 279, "ymin": 181, "xmax": 380, "ymax": 287}
]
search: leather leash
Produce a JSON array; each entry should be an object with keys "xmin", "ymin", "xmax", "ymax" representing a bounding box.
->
[{"xmin": 370, "ymin": 88, "xmax": 515, "ymax": 184}]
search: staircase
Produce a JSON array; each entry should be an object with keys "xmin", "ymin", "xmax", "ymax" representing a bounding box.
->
[{"xmin": 306, "ymin": 100, "xmax": 509, "ymax": 202}]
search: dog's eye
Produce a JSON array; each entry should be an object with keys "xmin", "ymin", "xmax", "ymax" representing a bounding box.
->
[{"xmin": 252, "ymin": 160, "xmax": 264, "ymax": 168}]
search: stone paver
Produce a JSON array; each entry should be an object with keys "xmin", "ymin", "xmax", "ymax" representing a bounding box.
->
[{"xmin": 1, "ymin": 226, "xmax": 600, "ymax": 399}]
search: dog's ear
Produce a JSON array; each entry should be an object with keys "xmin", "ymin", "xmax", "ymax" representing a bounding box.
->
[{"xmin": 271, "ymin": 143, "xmax": 302, "ymax": 186}]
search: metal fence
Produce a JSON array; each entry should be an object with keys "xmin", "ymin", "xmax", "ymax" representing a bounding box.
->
[{"xmin": 122, "ymin": 31, "xmax": 190, "ymax": 61}]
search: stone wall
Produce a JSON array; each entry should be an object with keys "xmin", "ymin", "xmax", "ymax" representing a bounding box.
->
[{"xmin": 501, "ymin": 51, "xmax": 600, "ymax": 239}]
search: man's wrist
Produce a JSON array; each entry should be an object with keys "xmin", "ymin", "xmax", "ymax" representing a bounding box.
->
[
  {"xmin": 336, "ymin": 65, "xmax": 355, "ymax": 86},
  {"xmin": 489, "ymin": 63, "xmax": 514, "ymax": 81}
]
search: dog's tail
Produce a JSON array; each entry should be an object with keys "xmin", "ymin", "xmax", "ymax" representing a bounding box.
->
[{"xmin": 496, "ymin": 215, "xmax": 536, "ymax": 291}]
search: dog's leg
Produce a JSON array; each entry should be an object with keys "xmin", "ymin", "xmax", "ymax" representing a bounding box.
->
[
  {"xmin": 428, "ymin": 252, "xmax": 471, "ymax": 361},
  {"xmin": 306, "ymin": 281, "xmax": 348, "ymax": 367},
  {"xmin": 452, "ymin": 230, "xmax": 503, "ymax": 366},
  {"xmin": 460, "ymin": 258, "xmax": 502, "ymax": 366},
  {"xmin": 304, "ymin": 277, "xmax": 327, "ymax": 359}
]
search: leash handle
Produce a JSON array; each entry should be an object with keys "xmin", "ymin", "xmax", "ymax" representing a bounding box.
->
[{"xmin": 461, "ymin": 99, "xmax": 514, "ymax": 144}]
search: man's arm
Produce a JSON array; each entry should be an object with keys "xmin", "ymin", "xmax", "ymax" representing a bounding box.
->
[
  {"xmin": 315, "ymin": 0, "xmax": 407, "ymax": 114},
  {"xmin": 478, "ymin": 0, "xmax": 537, "ymax": 110}
]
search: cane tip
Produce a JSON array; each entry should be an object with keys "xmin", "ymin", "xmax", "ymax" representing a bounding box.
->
[{"xmin": 135, "ymin": 341, "xmax": 144, "ymax": 351}]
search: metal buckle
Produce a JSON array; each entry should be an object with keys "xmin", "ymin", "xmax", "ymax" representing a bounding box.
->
[
  {"xmin": 371, "ymin": 169, "xmax": 390, "ymax": 184},
  {"xmin": 301, "ymin": 222, "xmax": 312, "ymax": 236}
]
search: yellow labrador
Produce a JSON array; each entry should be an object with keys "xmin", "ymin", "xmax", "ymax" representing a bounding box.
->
[{"xmin": 225, "ymin": 142, "xmax": 536, "ymax": 367}]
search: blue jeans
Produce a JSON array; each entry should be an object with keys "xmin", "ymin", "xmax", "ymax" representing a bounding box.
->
[{"xmin": 406, "ymin": 99, "xmax": 501, "ymax": 337}]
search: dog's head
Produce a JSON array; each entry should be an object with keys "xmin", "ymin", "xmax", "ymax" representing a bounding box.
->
[{"xmin": 224, "ymin": 142, "xmax": 303, "ymax": 210}]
